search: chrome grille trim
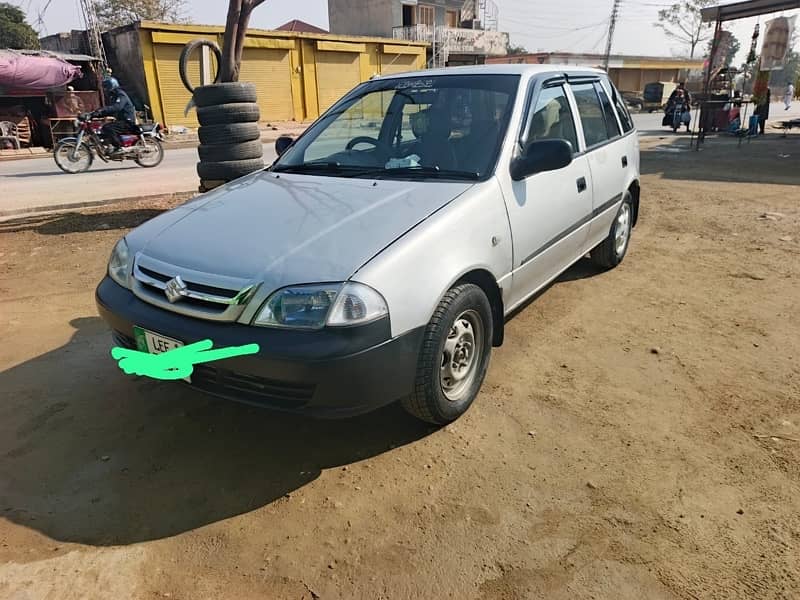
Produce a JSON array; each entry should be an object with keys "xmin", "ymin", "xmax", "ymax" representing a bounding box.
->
[{"xmin": 131, "ymin": 253, "xmax": 259, "ymax": 322}]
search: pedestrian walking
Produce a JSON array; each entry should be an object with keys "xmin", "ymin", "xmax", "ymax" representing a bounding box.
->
[
  {"xmin": 785, "ymin": 81, "xmax": 795, "ymax": 110},
  {"xmin": 755, "ymin": 88, "xmax": 771, "ymax": 135}
]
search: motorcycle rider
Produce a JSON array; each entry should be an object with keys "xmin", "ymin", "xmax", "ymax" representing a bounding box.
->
[{"xmin": 91, "ymin": 77, "xmax": 138, "ymax": 155}]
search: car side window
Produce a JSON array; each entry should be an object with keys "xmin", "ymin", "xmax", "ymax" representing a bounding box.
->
[
  {"xmin": 594, "ymin": 81, "xmax": 622, "ymax": 139},
  {"xmin": 523, "ymin": 85, "xmax": 579, "ymax": 153},
  {"xmin": 570, "ymin": 83, "xmax": 610, "ymax": 148},
  {"xmin": 607, "ymin": 81, "xmax": 634, "ymax": 133}
]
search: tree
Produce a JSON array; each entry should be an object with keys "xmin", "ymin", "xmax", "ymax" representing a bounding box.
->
[
  {"xmin": 506, "ymin": 41, "xmax": 528, "ymax": 56},
  {"xmin": 654, "ymin": 0, "xmax": 716, "ymax": 59},
  {"xmin": 219, "ymin": 0, "xmax": 268, "ymax": 82},
  {"xmin": 94, "ymin": 0, "xmax": 187, "ymax": 31},
  {"xmin": 0, "ymin": 2, "xmax": 40, "ymax": 49},
  {"xmin": 706, "ymin": 32, "xmax": 740, "ymax": 68}
]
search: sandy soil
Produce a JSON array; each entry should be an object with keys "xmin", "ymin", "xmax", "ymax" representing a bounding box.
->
[{"xmin": 1, "ymin": 135, "xmax": 799, "ymax": 599}]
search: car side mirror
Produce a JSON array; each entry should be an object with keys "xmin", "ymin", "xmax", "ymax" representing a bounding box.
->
[
  {"xmin": 275, "ymin": 135, "xmax": 294, "ymax": 157},
  {"xmin": 510, "ymin": 139, "xmax": 573, "ymax": 181}
]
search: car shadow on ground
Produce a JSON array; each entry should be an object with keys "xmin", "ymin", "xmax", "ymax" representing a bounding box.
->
[{"xmin": 0, "ymin": 317, "xmax": 433, "ymax": 546}]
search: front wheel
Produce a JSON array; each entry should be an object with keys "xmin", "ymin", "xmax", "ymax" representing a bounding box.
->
[
  {"xmin": 402, "ymin": 284, "xmax": 493, "ymax": 424},
  {"xmin": 53, "ymin": 140, "xmax": 93, "ymax": 174},
  {"xmin": 134, "ymin": 138, "xmax": 164, "ymax": 168}
]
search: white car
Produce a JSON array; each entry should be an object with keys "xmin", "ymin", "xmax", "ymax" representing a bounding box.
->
[{"xmin": 97, "ymin": 64, "xmax": 641, "ymax": 424}]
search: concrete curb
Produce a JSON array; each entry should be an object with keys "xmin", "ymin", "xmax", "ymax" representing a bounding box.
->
[{"xmin": 0, "ymin": 190, "xmax": 197, "ymax": 221}]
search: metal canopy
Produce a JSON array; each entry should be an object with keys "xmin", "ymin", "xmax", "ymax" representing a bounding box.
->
[{"xmin": 701, "ymin": 0, "xmax": 800, "ymax": 23}]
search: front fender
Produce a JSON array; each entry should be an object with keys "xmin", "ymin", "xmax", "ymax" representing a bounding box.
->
[{"xmin": 352, "ymin": 177, "xmax": 513, "ymax": 338}]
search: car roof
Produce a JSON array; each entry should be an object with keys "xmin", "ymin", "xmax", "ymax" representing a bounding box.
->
[{"xmin": 374, "ymin": 63, "xmax": 608, "ymax": 80}]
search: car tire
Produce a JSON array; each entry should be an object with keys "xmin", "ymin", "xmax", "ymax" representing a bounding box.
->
[
  {"xmin": 402, "ymin": 283, "xmax": 493, "ymax": 425},
  {"xmin": 197, "ymin": 102, "xmax": 261, "ymax": 126},
  {"xmin": 193, "ymin": 82, "xmax": 258, "ymax": 108},
  {"xmin": 196, "ymin": 158, "xmax": 265, "ymax": 181},
  {"xmin": 198, "ymin": 122, "xmax": 261, "ymax": 145},
  {"xmin": 590, "ymin": 190, "xmax": 633, "ymax": 269},
  {"xmin": 198, "ymin": 140, "xmax": 263, "ymax": 162},
  {"xmin": 179, "ymin": 39, "xmax": 222, "ymax": 93}
]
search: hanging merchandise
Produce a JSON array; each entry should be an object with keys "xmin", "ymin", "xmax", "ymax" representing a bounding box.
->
[
  {"xmin": 760, "ymin": 16, "xmax": 796, "ymax": 71},
  {"xmin": 747, "ymin": 23, "xmax": 760, "ymax": 64}
]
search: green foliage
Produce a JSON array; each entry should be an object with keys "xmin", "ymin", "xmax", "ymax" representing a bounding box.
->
[
  {"xmin": 94, "ymin": 0, "xmax": 187, "ymax": 31},
  {"xmin": 706, "ymin": 32, "xmax": 741, "ymax": 68},
  {"xmin": 654, "ymin": 0, "xmax": 717, "ymax": 58},
  {"xmin": 505, "ymin": 41, "xmax": 528, "ymax": 56},
  {"xmin": 0, "ymin": 2, "xmax": 40, "ymax": 49}
]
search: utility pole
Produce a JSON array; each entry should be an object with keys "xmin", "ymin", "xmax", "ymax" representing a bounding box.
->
[
  {"xmin": 602, "ymin": 0, "xmax": 620, "ymax": 71},
  {"xmin": 78, "ymin": 0, "xmax": 108, "ymax": 70}
]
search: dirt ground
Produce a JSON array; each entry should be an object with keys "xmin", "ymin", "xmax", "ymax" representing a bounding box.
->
[{"xmin": 1, "ymin": 134, "xmax": 799, "ymax": 600}]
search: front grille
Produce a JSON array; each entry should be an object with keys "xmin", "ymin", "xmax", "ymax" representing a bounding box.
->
[
  {"xmin": 190, "ymin": 365, "xmax": 315, "ymax": 408},
  {"xmin": 112, "ymin": 330, "xmax": 136, "ymax": 348},
  {"xmin": 138, "ymin": 266, "xmax": 239, "ymax": 299},
  {"xmin": 131, "ymin": 255, "xmax": 257, "ymax": 322}
]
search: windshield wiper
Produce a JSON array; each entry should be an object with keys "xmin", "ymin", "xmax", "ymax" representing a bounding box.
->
[
  {"xmin": 354, "ymin": 166, "xmax": 481, "ymax": 180},
  {"xmin": 272, "ymin": 161, "xmax": 345, "ymax": 173}
]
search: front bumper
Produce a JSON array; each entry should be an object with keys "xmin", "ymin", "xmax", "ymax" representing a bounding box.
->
[{"xmin": 95, "ymin": 277, "xmax": 424, "ymax": 418}]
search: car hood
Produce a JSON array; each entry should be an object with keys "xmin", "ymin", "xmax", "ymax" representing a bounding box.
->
[{"xmin": 127, "ymin": 170, "xmax": 473, "ymax": 293}]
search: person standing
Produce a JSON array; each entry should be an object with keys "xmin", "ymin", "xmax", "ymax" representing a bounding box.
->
[
  {"xmin": 785, "ymin": 81, "xmax": 795, "ymax": 110},
  {"xmin": 755, "ymin": 88, "xmax": 771, "ymax": 135}
]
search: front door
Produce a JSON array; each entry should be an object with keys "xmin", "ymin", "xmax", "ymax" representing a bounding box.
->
[{"xmin": 505, "ymin": 82, "xmax": 594, "ymax": 310}]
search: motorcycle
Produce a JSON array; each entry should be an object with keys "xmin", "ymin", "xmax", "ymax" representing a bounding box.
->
[
  {"xmin": 663, "ymin": 99, "xmax": 691, "ymax": 133},
  {"xmin": 53, "ymin": 113, "xmax": 165, "ymax": 174}
]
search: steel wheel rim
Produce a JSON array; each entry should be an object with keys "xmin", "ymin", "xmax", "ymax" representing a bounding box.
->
[
  {"xmin": 136, "ymin": 140, "xmax": 162, "ymax": 166},
  {"xmin": 56, "ymin": 144, "xmax": 90, "ymax": 173},
  {"xmin": 614, "ymin": 203, "xmax": 631, "ymax": 256},
  {"xmin": 440, "ymin": 309, "xmax": 484, "ymax": 402}
]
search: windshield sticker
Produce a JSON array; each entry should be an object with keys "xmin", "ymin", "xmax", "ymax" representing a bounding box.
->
[
  {"xmin": 111, "ymin": 339, "xmax": 260, "ymax": 381},
  {"xmin": 395, "ymin": 79, "xmax": 435, "ymax": 90}
]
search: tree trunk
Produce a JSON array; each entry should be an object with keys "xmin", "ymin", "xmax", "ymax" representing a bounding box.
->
[{"xmin": 219, "ymin": 0, "xmax": 268, "ymax": 82}]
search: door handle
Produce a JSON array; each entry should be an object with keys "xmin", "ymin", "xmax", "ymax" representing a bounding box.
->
[
  {"xmin": 622, "ymin": 155, "xmax": 628, "ymax": 168},
  {"xmin": 576, "ymin": 177, "xmax": 587, "ymax": 193}
]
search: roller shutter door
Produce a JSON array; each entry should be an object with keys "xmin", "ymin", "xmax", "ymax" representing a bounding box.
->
[
  {"xmin": 239, "ymin": 48, "xmax": 293, "ymax": 122},
  {"xmin": 380, "ymin": 53, "xmax": 419, "ymax": 76},
  {"xmin": 154, "ymin": 43, "xmax": 202, "ymax": 128},
  {"xmin": 316, "ymin": 51, "xmax": 361, "ymax": 113},
  {"xmin": 618, "ymin": 70, "xmax": 641, "ymax": 93}
]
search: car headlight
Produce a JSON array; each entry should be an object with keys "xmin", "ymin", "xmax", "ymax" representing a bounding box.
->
[
  {"xmin": 107, "ymin": 238, "xmax": 131, "ymax": 288},
  {"xmin": 253, "ymin": 282, "xmax": 388, "ymax": 329}
]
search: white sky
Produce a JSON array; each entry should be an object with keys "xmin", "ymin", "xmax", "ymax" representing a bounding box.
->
[{"xmin": 15, "ymin": 0, "xmax": 800, "ymax": 64}]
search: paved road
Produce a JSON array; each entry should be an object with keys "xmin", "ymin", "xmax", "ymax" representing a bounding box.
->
[{"xmin": 0, "ymin": 144, "xmax": 278, "ymax": 217}]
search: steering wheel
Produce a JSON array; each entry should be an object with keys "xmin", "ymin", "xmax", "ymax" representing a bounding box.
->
[{"xmin": 345, "ymin": 136, "xmax": 392, "ymax": 160}]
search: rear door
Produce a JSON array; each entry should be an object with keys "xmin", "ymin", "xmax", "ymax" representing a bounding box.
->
[
  {"xmin": 569, "ymin": 79, "xmax": 629, "ymax": 250},
  {"xmin": 504, "ymin": 80, "xmax": 594, "ymax": 309}
]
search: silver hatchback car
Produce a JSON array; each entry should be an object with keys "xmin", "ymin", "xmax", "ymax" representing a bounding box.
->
[{"xmin": 96, "ymin": 64, "xmax": 640, "ymax": 424}]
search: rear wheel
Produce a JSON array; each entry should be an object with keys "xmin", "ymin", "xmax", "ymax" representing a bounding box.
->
[
  {"xmin": 134, "ymin": 138, "xmax": 164, "ymax": 168},
  {"xmin": 402, "ymin": 284, "xmax": 493, "ymax": 424},
  {"xmin": 53, "ymin": 140, "xmax": 93, "ymax": 174},
  {"xmin": 590, "ymin": 191, "xmax": 633, "ymax": 269}
]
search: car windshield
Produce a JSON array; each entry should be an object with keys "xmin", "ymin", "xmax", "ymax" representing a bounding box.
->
[{"xmin": 273, "ymin": 74, "xmax": 520, "ymax": 180}]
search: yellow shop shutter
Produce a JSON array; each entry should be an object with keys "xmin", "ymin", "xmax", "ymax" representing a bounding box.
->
[
  {"xmin": 154, "ymin": 43, "xmax": 201, "ymax": 128},
  {"xmin": 316, "ymin": 51, "xmax": 360, "ymax": 113},
  {"xmin": 239, "ymin": 48, "xmax": 293, "ymax": 122},
  {"xmin": 380, "ymin": 53, "xmax": 419, "ymax": 76}
]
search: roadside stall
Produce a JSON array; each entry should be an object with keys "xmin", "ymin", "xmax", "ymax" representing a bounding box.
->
[{"xmin": 0, "ymin": 49, "xmax": 103, "ymax": 151}]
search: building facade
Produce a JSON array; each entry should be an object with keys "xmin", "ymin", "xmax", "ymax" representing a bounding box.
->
[
  {"xmin": 487, "ymin": 52, "xmax": 705, "ymax": 94},
  {"xmin": 102, "ymin": 21, "xmax": 427, "ymax": 129},
  {"xmin": 328, "ymin": 0, "xmax": 509, "ymax": 66}
]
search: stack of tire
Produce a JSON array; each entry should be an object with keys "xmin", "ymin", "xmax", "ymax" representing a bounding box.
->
[
  {"xmin": 194, "ymin": 82, "xmax": 264, "ymax": 191},
  {"xmin": 179, "ymin": 39, "xmax": 264, "ymax": 192}
]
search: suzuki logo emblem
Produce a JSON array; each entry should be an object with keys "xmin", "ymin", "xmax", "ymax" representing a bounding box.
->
[{"xmin": 164, "ymin": 275, "xmax": 187, "ymax": 303}]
